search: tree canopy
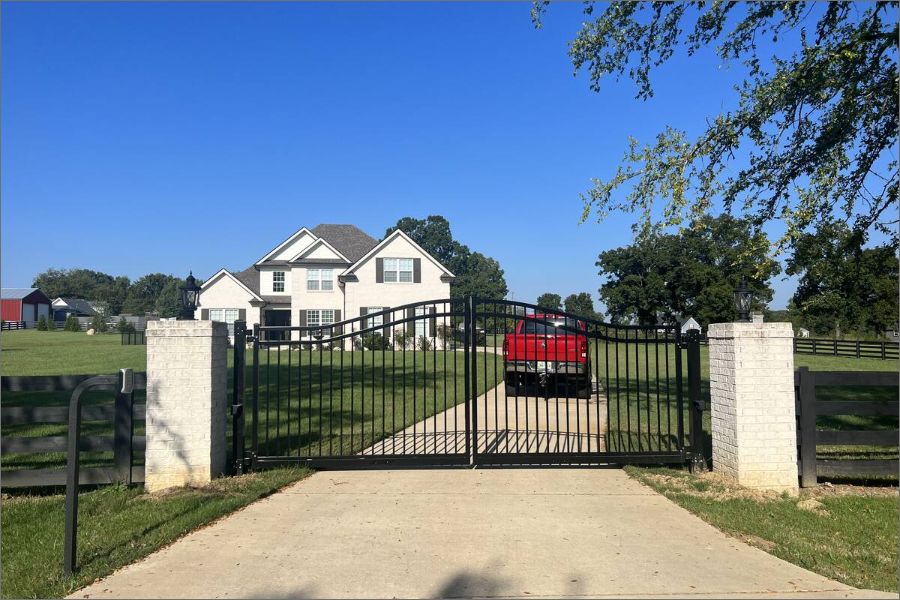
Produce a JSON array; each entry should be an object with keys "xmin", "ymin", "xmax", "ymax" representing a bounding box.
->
[
  {"xmin": 597, "ymin": 215, "xmax": 779, "ymax": 325},
  {"xmin": 386, "ymin": 215, "xmax": 508, "ymax": 300},
  {"xmin": 535, "ymin": 2, "xmax": 898, "ymax": 257},
  {"xmin": 536, "ymin": 293, "xmax": 562, "ymax": 311},
  {"xmin": 787, "ymin": 221, "xmax": 898, "ymax": 336},
  {"xmin": 32, "ymin": 268, "xmax": 186, "ymax": 316},
  {"xmin": 564, "ymin": 292, "xmax": 599, "ymax": 320}
]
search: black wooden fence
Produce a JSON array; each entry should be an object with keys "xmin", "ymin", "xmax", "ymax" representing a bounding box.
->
[
  {"xmin": 794, "ymin": 338, "xmax": 899, "ymax": 361},
  {"xmin": 120, "ymin": 331, "xmax": 146, "ymax": 345},
  {"xmin": 1, "ymin": 320, "xmax": 26, "ymax": 331},
  {"xmin": 1, "ymin": 374, "xmax": 147, "ymax": 488},
  {"xmin": 795, "ymin": 368, "xmax": 898, "ymax": 487}
]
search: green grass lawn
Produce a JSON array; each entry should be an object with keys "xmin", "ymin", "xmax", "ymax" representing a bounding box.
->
[
  {"xmin": 1, "ymin": 468, "xmax": 311, "ymax": 599},
  {"xmin": 627, "ymin": 467, "xmax": 899, "ymax": 593},
  {"xmin": 250, "ymin": 348, "xmax": 502, "ymax": 458},
  {"xmin": 2, "ymin": 330, "xmax": 147, "ymax": 375}
]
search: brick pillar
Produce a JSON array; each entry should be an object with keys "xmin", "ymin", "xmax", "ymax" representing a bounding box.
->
[
  {"xmin": 145, "ymin": 320, "xmax": 228, "ymax": 492},
  {"xmin": 708, "ymin": 322, "xmax": 798, "ymax": 493}
]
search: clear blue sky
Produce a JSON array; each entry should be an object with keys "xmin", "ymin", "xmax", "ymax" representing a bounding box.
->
[{"xmin": 3, "ymin": 2, "xmax": 803, "ymax": 309}]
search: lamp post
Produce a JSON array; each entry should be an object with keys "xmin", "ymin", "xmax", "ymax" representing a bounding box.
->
[
  {"xmin": 734, "ymin": 278, "xmax": 753, "ymax": 323},
  {"xmin": 180, "ymin": 271, "xmax": 201, "ymax": 320}
]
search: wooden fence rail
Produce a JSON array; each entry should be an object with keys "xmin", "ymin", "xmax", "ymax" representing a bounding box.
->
[
  {"xmin": 794, "ymin": 338, "xmax": 899, "ymax": 360},
  {"xmin": 795, "ymin": 368, "xmax": 898, "ymax": 487},
  {"xmin": 1, "ymin": 321, "xmax": 26, "ymax": 331},
  {"xmin": 1, "ymin": 373, "xmax": 147, "ymax": 489}
]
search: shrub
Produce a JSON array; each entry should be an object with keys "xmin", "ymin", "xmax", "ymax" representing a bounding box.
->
[
  {"xmin": 90, "ymin": 314, "xmax": 108, "ymax": 333},
  {"xmin": 36, "ymin": 315, "xmax": 48, "ymax": 331},
  {"xmin": 64, "ymin": 315, "xmax": 81, "ymax": 332},
  {"xmin": 116, "ymin": 317, "xmax": 136, "ymax": 333},
  {"xmin": 417, "ymin": 336, "xmax": 433, "ymax": 351},
  {"xmin": 393, "ymin": 328, "xmax": 411, "ymax": 350},
  {"xmin": 360, "ymin": 333, "xmax": 391, "ymax": 351}
]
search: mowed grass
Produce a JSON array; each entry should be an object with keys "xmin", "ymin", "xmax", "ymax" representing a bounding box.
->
[
  {"xmin": 627, "ymin": 467, "xmax": 899, "ymax": 593},
  {"xmin": 1, "ymin": 468, "xmax": 311, "ymax": 599},
  {"xmin": 250, "ymin": 347, "xmax": 502, "ymax": 458},
  {"xmin": 1, "ymin": 330, "xmax": 147, "ymax": 375}
]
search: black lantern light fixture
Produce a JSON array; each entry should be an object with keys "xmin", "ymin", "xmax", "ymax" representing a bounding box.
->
[
  {"xmin": 734, "ymin": 278, "xmax": 753, "ymax": 323},
  {"xmin": 180, "ymin": 271, "xmax": 201, "ymax": 320}
]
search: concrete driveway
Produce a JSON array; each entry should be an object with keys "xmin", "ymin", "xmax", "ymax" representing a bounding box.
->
[{"xmin": 72, "ymin": 469, "xmax": 891, "ymax": 599}]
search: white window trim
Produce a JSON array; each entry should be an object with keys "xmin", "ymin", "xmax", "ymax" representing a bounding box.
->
[
  {"xmin": 383, "ymin": 258, "xmax": 414, "ymax": 284},
  {"xmin": 307, "ymin": 309, "xmax": 336, "ymax": 328},
  {"xmin": 306, "ymin": 268, "xmax": 334, "ymax": 292},
  {"xmin": 414, "ymin": 306, "xmax": 427, "ymax": 338},
  {"xmin": 367, "ymin": 307, "xmax": 384, "ymax": 329},
  {"xmin": 272, "ymin": 271, "xmax": 286, "ymax": 293}
]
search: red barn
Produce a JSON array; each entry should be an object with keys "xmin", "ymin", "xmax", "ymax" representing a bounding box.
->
[{"xmin": 1, "ymin": 288, "xmax": 52, "ymax": 328}]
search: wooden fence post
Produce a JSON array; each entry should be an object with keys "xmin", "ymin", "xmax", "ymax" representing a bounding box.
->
[
  {"xmin": 797, "ymin": 367, "xmax": 818, "ymax": 488},
  {"xmin": 113, "ymin": 373, "xmax": 135, "ymax": 485}
]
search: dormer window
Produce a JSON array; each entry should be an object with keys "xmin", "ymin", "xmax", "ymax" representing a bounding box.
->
[{"xmin": 273, "ymin": 271, "xmax": 285, "ymax": 293}]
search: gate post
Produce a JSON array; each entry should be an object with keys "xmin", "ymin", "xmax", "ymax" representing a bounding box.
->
[
  {"xmin": 708, "ymin": 322, "xmax": 797, "ymax": 493},
  {"xmin": 232, "ymin": 321, "xmax": 247, "ymax": 475},
  {"xmin": 144, "ymin": 320, "xmax": 229, "ymax": 492},
  {"xmin": 685, "ymin": 330, "xmax": 706, "ymax": 472}
]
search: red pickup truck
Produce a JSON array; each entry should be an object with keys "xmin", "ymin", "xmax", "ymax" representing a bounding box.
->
[{"xmin": 502, "ymin": 314, "xmax": 592, "ymax": 398}]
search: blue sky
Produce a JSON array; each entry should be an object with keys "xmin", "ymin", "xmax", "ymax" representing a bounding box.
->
[{"xmin": 3, "ymin": 2, "xmax": 808, "ymax": 309}]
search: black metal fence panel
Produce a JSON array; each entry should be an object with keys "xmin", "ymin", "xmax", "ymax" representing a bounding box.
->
[
  {"xmin": 120, "ymin": 331, "xmax": 146, "ymax": 345},
  {"xmin": 239, "ymin": 297, "xmax": 700, "ymax": 469}
]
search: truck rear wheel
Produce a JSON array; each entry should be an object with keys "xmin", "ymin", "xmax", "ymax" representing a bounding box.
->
[{"xmin": 505, "ymin": 380, "xmax": 518, "ymax": 397}]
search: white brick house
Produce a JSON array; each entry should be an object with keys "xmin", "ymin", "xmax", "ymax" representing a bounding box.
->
[{"xmin": 196, "ymin": 224, "xmax": 454, "ymax": 340}]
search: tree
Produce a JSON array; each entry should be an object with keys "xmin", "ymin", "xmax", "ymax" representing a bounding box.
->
[
  {"xmin": 536, "ymin": 293, "xmax": 562, "ymax": 311},
  {"xmin": 535, "ymin": 3, "xmax": 898, "ymax": 256},
  {"xmin": 116, "ymin": 317, "xmax": 136, "ymax": 333},
  {"xmin": 787, "ymin": 221, "xmax": 899, "ymax": 337},
  {"xmin": 386, "ymin": 215, "xmax": 508, "ymax": 299},
  {"xmin": 598, "ymin": 215, "xmax": 779, "ymax": 325},
  {"xmin": 64, "ymin": 314, "xmax": 81, "ymax": 332},
  {"xmin": 564, "ymin": 292, "xmax": 598, "ymax": 320},
  {"xmin": 154, "ymin": 278, "xmax": 186, "ymax": 318},
  {"xmin": 123, "ymin": 273, "xmax": 180, "ymax": 315},
  {"xmin": 31, "ymin": 269, "xmax": 130, "ymax": 314},
  {"xmin": 36, "ymin": 315, "xmax": 49, "ymax": 331},
  {"xmin": 90, "ymin": 314, "xmax": 107, "ymax": 333}
]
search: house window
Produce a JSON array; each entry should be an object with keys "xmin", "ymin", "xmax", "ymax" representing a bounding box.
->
[
  {"xmin": 307, "ymin": 269, "xmax": 334, "ymax": 291},
  {"xmin": 307, "ymin": 309, "xmax": 335, "ymax": 328},
  {"xmin": 273, "ymin": 271, "xmax": 285, "ymax": 293},
  {"xmin": 414, "ymin": 306, "xmax": 427, "ymax": 338},
  {"xmin": 209, "ymin": 308, "xmax": 239, "ymax": 336},
  {"xmin": 384, "ymin": 258, "xmax": 413, "ymax": 283},
  {"xmin": 366, "ymin": 307, "xmax": 384, "ymax": 329}
]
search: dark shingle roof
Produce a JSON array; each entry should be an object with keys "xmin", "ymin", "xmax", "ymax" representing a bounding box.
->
[
  {"xmin": 57, "ymin": 297, "xmax": 98, "ymax": 316},
  {"xmin": 310, "ymin": 224, "xmax": 379, "ymax": 263},
  {"xmin": 233, "ymin": 267, "xmax": 261, "ymax": 295},
  {"xmin": 231, "ymin": 225, "xmax": 379, "ymax": 295}
]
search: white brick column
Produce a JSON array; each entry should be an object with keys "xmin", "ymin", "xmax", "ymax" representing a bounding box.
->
[
  {"xmin": 708, "ymin": 322, "xmax": 798, "ymax": 493},
  {"xmin": 145, "ymin": 320, "xmax": 228, "ymax": 492}
]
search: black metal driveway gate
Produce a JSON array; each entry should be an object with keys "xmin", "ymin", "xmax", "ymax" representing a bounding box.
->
[{"xmin": 231, "ymin": 298, "xmax": 704, "ymax": 472}]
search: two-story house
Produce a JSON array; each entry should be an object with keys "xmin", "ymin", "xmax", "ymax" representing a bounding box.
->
[{"xmin": 196, "ymin": 224, "xmax": 454, "ymax": 341}]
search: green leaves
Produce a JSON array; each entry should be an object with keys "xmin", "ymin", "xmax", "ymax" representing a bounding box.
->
[
  {"xmin": 387, "ymin": 215, "xmax": 509, "ymax": 300},
  {"xmin": 597, "ymin": 214, "xmax": 780, "ymax": 325},
  {"xmin": 561, "ymin": 2, "xmax": 898, "ymax": 257}
]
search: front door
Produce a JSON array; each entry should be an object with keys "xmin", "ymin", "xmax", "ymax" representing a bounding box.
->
[{"xmin": 263, "ymin": 309, "xmax": 291, "ymax": 341}]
